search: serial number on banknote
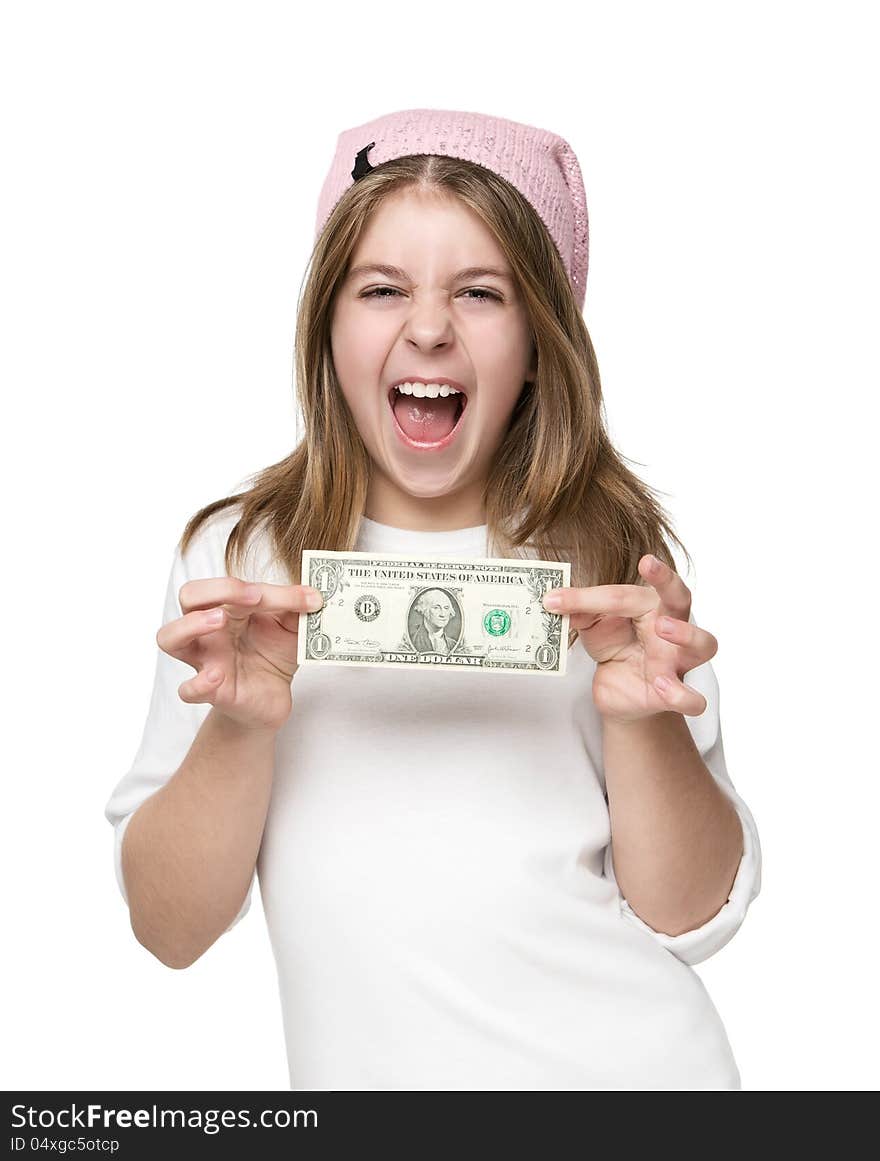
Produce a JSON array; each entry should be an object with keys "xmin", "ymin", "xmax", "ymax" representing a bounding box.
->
[{"xmin": 297, "ymin": 549, "xmax": 571, "ymax": 676}]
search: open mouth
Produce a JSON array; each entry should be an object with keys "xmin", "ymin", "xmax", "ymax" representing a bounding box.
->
[{"xmin": 387, "ymin": 384, "xmax": 468, "ymax": 449}]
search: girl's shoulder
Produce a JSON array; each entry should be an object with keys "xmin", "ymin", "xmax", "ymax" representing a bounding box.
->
[{"xmin": 180, "ymin": 498, "xmax": 290, "ymax": 586}]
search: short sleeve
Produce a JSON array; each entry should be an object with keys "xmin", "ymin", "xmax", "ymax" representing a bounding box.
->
[
  {"xmin": 103, "ymin": 510, "xmax": 256, "ymax": 934},
  {"xmin": 602, "ymin": 611, "xmax": 762, "ymax": 967}
]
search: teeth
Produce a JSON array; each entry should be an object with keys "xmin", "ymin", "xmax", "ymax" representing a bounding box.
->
[{"xmin": 393, "ymin": 381, "xmax": 462, "ymax": 397}]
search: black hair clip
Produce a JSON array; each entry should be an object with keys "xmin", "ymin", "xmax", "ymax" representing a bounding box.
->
[{"xmin": 351, "ymin": 141, "xmax": 376, "ymax": 181}]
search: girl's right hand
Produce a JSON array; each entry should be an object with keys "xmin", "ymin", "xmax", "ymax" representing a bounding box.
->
[{"xmin": 156, "ymin": 577, "xmax": 324, "ymax": 733}]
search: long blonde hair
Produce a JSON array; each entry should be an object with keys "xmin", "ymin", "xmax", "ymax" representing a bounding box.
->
[{"xmin": 180, "ymin": 154, "xmax": 692, "ymax": 649}]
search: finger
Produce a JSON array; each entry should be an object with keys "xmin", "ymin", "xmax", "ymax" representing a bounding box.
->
[
  {"xmin": 654, "ymin": 616, "xmax": 718, "ymax": 661},
  {"xmin": 227, "ymin": 582, "xmax": 325, "ymax": 633},
  {"xmin": 652, "ymin": 673, "xmax": 708, "ymax": 716},
  {"xmin": 178, "ymin": 576, "xmax": 264, "ymax": 615},
  {"xmin": 178, "ymin": 665, "xmax": 225, "ymax": 705},
  {"xmin": 542, "ymin": 583, "xmax": 656, "ymax": 618},
  {"xmin": 156, "ymin": 606, "xmax": 238, "ymax": 664},
  {"xmin": 179, "ymin": 577, "xmax": 324, "ymax": 616},
  {"xmin": 637, "ymin": 554, "xmax": 691, "ymax": 620},
  {"xmin": 243, "ymin": 583, "xmax": 325, "ymax": 615}
]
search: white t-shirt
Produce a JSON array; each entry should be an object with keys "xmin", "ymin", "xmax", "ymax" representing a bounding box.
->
[{"xmin": 104, "ymin": 506, "xmax": 762, "ymax": 1091}]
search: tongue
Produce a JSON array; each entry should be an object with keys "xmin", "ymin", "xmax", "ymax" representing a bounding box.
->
[{"xmin": 392, "ymin": 392, "xmax": 461, "ymax": 442}]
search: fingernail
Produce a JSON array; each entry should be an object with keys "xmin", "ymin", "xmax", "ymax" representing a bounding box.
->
[
  {"xmin": 306, "ymin": 590, "xmax": 323, "ymax": 611},
  {"xmin": 543, "ymin": 592, "xmax": 562, "ymax": 610}
]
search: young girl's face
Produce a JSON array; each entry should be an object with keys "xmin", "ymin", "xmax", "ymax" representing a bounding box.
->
[{"xmin": 330, "ymin": 187, "xmax": 537, "ymax": 528}]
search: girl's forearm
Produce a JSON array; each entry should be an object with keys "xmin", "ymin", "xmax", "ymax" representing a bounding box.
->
[
  {"xmin": 121, "ymin": 707, "xmax": 278, "ymax": 968},
  {"xmin": 602, "ymin": 711, "xmax": 743, "ymax": 936}
]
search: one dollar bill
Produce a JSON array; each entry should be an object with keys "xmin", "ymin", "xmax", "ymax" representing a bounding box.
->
[{"xmin": 297, "ymin": 549, "xmax": 571, "ymax": 677}]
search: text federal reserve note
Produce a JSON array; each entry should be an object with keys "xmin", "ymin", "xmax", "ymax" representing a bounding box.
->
[{"xmin": 297, "ymin": 549, "xmax": 571, "ymax": 676}]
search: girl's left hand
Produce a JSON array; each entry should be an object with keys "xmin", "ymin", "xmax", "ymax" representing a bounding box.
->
[{"xmin": 542, "ymin": 554, "xmax": 718, "ymax": 723}]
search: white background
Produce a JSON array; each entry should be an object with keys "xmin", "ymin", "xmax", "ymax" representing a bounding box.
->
[{"xmin": 3, "ymin": 0, "xmax": 877, "ymax": 1091}]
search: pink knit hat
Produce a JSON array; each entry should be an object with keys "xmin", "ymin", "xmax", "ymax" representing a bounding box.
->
[{"xmin": 314, "ymin": 107, "xmax": 590, "ymax": 311}]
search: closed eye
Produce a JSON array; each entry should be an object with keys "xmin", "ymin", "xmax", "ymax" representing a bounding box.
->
[{"xmin": 360, "ymin": 286, "xmax": 502, "ymax": 303}]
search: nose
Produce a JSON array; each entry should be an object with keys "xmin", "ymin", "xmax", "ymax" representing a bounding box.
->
[{"xmin": 401, "ymin": 294, "xmax": 455, "ymax": 352}]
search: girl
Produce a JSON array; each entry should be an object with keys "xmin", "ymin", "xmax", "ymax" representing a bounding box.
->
[{"xmin": 104, "ymin": 107, "xmax": 762, "ymax": 1091}]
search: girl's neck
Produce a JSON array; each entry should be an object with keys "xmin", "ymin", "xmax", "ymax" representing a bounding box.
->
[{"xmin": 364, "ymin": 481, "xmax": 487, "ymax": 532}]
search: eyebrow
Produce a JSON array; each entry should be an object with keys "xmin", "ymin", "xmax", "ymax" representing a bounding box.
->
[{"xmin": 346, "ymin": 263, "xmax": 514, "ymax": 284}]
